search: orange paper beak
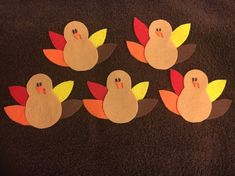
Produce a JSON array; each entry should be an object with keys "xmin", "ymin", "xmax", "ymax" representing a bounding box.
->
[
  {"xmin": 73, "ymin": 33, "xmax": 81, "ymax": 40},
  {"xmin": 193, "ymin": 81, "xmax": 200, "ymax": 88},
  {"xmin": 36, "ymin": 86, "xmax": 46, "ymax": 94},
  {"xmin": 155, "ymin": 31, "xmax": 164, "ymax": 38},
  {"xmin": 116, "ymin": 82, "xmax": 124, "ymax": 89}
]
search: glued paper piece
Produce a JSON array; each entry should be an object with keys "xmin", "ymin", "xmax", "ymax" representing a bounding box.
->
[
  {"xmin": 171, "ymin": 23, "xmax": 191, "ymax": 47},
  {"xmin": 89, "ymin": 29, "xmax": 107, "ymax": 48},
  {"xmin": 61, "ymin": 99, "xmax": 82, "ymax": 119},
  {"xmin": 207, "ymin": 80, "xmax": 226, "ymax": 102},
  {"xmin": 4, "ymin": 105, "xmax": 29, "ymax": 126},
  {"xmin": 25, "ymin": 74, "xmax": 62, "ymax": 129},
  {"xmin": 5, "ymin": 74, "xmax": 81, "ymax": 129},
  {"xmin": 131, "ymin": 81, "xmax": 149, "ymax": 100},
  {"xmin": 84, "ymin": 70, "xmax": 157, "ymax": 123},
  {"xmin": 127, "ymin": 18, "xmax": 195, "ymax": 70},
  {"xmin": 53, "ymin": 81, "xmax": 74, "ymax": 102},
  {"xmin": 83, "ymin": 99, "xmax": 107, "ymax": 119},
  {"xmin": 176, "ymin": 44, "xmax": 196, "ymax": 64},
  {"xmin": 43, "ymin": 49, "xmax": 68, "ymax": 67},
  {"xmin": 159, "ymin": 90, "xmax": 179, "ymax": 115},
  {"xmin": 104, "ymin": 70, "xmax": 138, "ymax": 123},
  {"xmin": 48, "ymin": 31, "xmax": 66, "ymax": 50},
  {"xmin": 160, "ymin": 69, "xmax": 231, "ymax": 123},
  {"xmin": 97, "ymin": 43, "xmax": 117, "ymax": 64},
  {"xmin": 170, "ymin": 69, "xmax": 184, "ymax": 95},
  {"xmin": 136, "ymin": 99, "xmax": 158, "ymax": 118},
  {"xmin": 87, "ymin": 81, "xmax": 108, "ymax": 100},
  {"xmin": 9, "ymin": 86, "xmax": 29, "ymax": 106},
  {"xmin": 177, "ymin": 70, "xmax": 212, "ymax": 122},
  {"xmin": 209, "ymin": 99, "xmax": 232, "ymax": 119},
  {"xmin": 43, "ymin": 21, "xmax": 115, "ymax": 71},
  {"xmin": 133, "ymin": 17, "xmax": 149, "ymax": 46},
  {"xmin": 126, "ymin": 41, "xmax": 147, "ymax": 63}
]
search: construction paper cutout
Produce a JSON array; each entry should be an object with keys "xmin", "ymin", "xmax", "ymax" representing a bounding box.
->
[
  {"xmin": 61, "ymin": 99, "xmax": 82, "ymax": 119},
  {"xmin": 176, "ymin": 44, "xmax": 196, "ymax": 64},
  {"xmin": 26, "ymin": 74, "xmax": 62, "ymax": 129},
  {"xmin": 53, "ymin": 81, "xmax": 74, "ymax": 102},
  {"xmin": 132, "ymin": 81, "xmax": 149, "ymax": 100},
  {"xmin": 84, "ymin": 70, "xmax": 156, "ymax": 123},
  {"xmin": 161, "ymin": 69, "xmax": 231, "ymax": 123},
  {"xmin": 170, "ymin": 69, "xmax": 184, "ymax": 95},
  {"xmin": 83, "ymin": 99, "xmax": 107, "ymax": 119},
  {"xmin": 136, "ymin": 99, "xmax": 158, "ymax": 118},
  {"xmin": 126, "ymin": 41, "xmax": 147, "ymax": 63},
  {"xmin": 4, "ymin": 105, "xmax": 29, "ymax": 126},
  {"xmin": 89, "ymin": 29, "xmax": 107, "ymax": 48},
  {"xmin": 104, "ymin": 70, "xmax": 138, "ymax": 123},
  {"xmin": 177, "ymin": 70, "xmax": 212, "ymax": 123},
  {"xmin": 97, "ymin": 43, "xmax": 117, "ymax": 64},
  {"xmin": 159, "ymin": 90, "xmax": 179, "ymax": 115},
  {"xmin": 171, "ymin": 23, "xmax": 191, "ymax": 47},
  {"xmin": 133, "ymin": 17, "xmax": 149, "ymax": 46},
  {"xmin": 208, "ymin": 99, "xmax": 232, "ymax": 119},
  {"xmin": 127, "ymin": 19, "xmax": 195, "ymax": 70},
  {"xmin": 8, "ymin": 86, "xmax": 29, "ymax": 106},
  {"xmin": 207, "ymin": 80, "xmax": 226, "ymax": 102},
  {"xmin": 44, "ymin": 21, "xmax": 115, "ymax": 71},
  {"xmin": 48, "ymin": 31, "xmax": 66, "ymax": 50},
  {"xmin": 5, "ymin": 74, "xmax": 81, "ymax": 129},
  {"xmin": 145, "ymin": 19, "xmax": 179, "ymax": 70},
  {"xmin": 43, "ymin": 49, "xmax": 68, "ymax": 67},
  {"xmin": 87, "ymin": 81, "xmax": 108, "ymax": 100}
]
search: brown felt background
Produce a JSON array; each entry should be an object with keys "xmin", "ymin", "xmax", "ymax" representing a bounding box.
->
[{"xmin": 0, "ymin": 0, "xmax": 234, "ymax": 175}]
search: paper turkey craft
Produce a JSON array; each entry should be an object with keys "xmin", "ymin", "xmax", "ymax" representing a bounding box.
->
[
  {"xmin": 83, "ymin": 70, "xmax": 158, "ymax": 124},
  {"xmin": 126, "ymin": 17, "xmax": 196, "ymax": 70},
  {"xmin": 159, "ymin": 69, "xmax": 232, "ymax": 123},
  {"xmin": 43, "ymin": 21, "xmax": 116, "ymax": 71},
  {"xmin": 4, "ymin": 74, "xmax": 82, "ymax": 129}
]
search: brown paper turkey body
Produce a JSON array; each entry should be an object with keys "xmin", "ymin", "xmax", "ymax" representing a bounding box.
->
[
  {"xmin": 103, "ymin": 70, "xmax": 138, "ymax": 123},
  {"xmin": 83, "ymin": 70, "xmax": 158, "ymax": 124},
  {"xmin": 159, "ymin": 69, "xmax": 232, "ymax": 123},
  {"xmin": 126, "ymin": 17, "xmax": 196, "ymax": 70},
  {"xmin": 177, "ymin": 70, "xmax": 212, "ymax": 122},
  {"xmin": 43, "ymin": 21, "xmax": 116, "ymax": 71},
  {"xmin": 25, "ymin": 74, "xmax": 62, "ymax": 128},
  {"xmin": 4, "ymin": 73, "xmax": 82, "ymax": 129}
]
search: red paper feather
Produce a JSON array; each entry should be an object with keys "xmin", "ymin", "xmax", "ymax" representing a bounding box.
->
[
  {"xmin": 9, "ymin": 86, "xmax": 29, "ymax": 106},
  {"xmin": 133, "ymin": 17, "xmax": 149, "ymax": 46},
  {"xmin": 87, "ymin": 81, "xmax": 108, "ymax": 100},
  {"xmin": 170, "ymin": 69, "xmax": 184, "ymax": 95},
  {"xmin": 48, "ymin": 31, "xmax": 66, "ymax": 50}
]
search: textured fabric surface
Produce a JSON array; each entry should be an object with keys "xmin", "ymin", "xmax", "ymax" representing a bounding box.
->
[{"xmin": 0, "ymin": 0, "xmax": 234, "ymax": 175}]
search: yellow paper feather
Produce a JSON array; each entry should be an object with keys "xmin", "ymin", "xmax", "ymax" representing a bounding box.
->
[
  {"xmin": 131, "ymin": 81, "xmax": 149, "ymax": 100},
  {"xmin": 171, "ymin": 23, "xmax": 191, "ymax": 48},
  {"xmin": 207, "ymin": 80, "xmax": 226, "ymax": 102},
  {"xmin": 89, "ymin": 29, "xmax": 107, "ymax": 48},
  {"xmin": 53, "ymin": 81, "xmax": 74, "ymax": 102}
]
